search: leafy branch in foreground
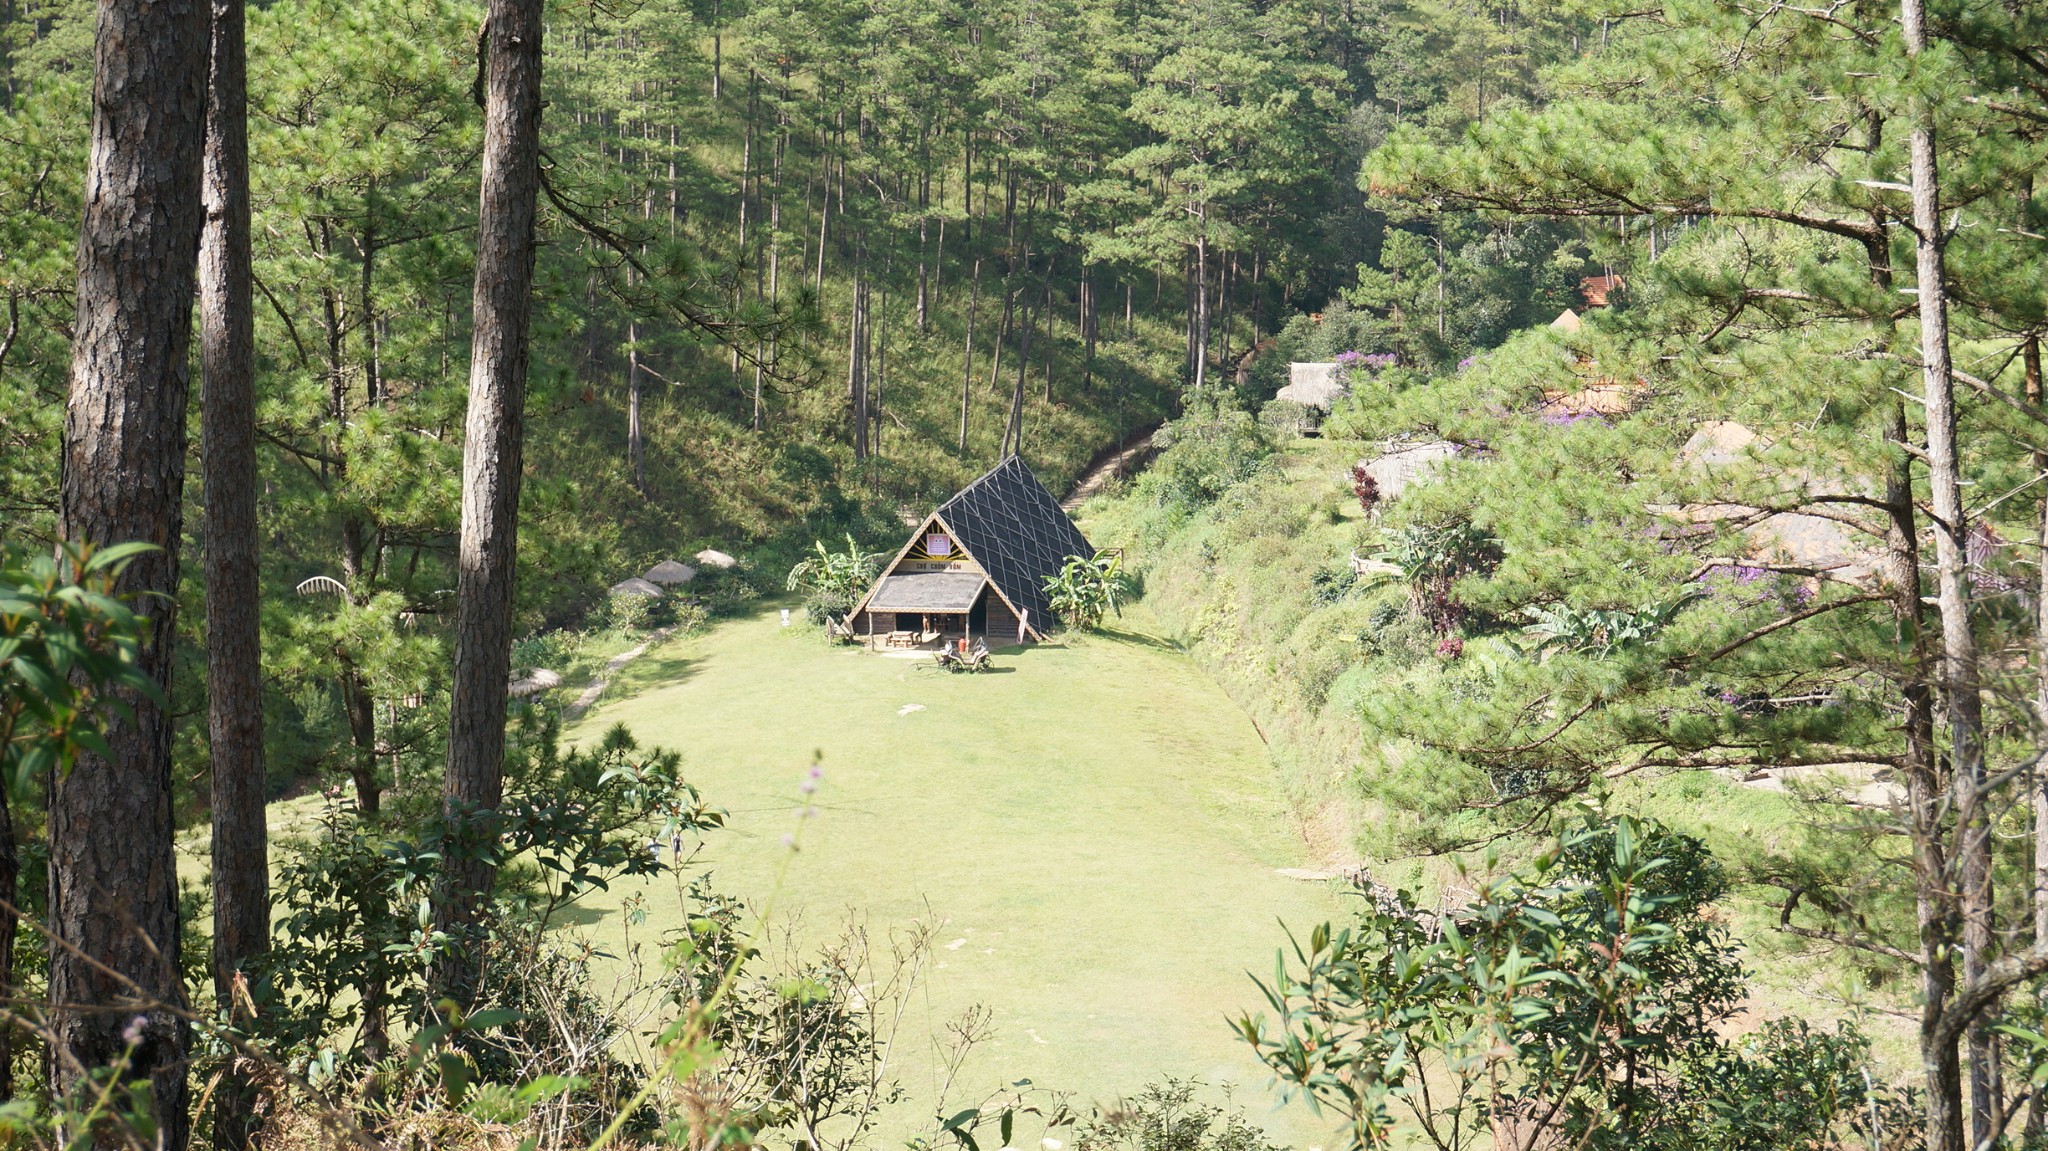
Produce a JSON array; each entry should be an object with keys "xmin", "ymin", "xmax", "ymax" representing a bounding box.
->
[
  {"xmin": 0, "ymin": 540, "xmax": 163, "ymax": 787},
  {"xmin": 1239, "ymin": 813, "xmax": 1913, "ymax": 1151}
]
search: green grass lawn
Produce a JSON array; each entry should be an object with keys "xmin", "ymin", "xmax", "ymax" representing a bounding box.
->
[{"xmin": 565, "ymin": 600, "xmax": 1346, "ymax": 1145}]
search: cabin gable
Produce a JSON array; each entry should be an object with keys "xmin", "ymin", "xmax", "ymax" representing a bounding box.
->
[{"xmin": 847, "ymin": 457, "xmax": 1092, "ymax": 645}]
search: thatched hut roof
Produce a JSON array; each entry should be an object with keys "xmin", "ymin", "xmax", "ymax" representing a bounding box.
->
[
  {"xmin": 609, "ymin": 576, "xmax": 665, "ymax": 598},
  {"xmin": 693, "ymin": 549, "xmax": 738, "ymax": 569},
  {"xmin": 1538, "ymin": 381, "xmax": 1644, "ymax": 419},
  {"xmin": 1666, "ymin": 421, "xmax": 1882, "ymax": 582},
  {"xmin": 1277, "ymin": 362, "xmax": 1349, "ymax": 410},
  {"xmin": 643, "ymin": 559, "xmax": 698, "ymax": 586},
  {"xmin": 508, "ymin": 668, "xmax": 563, "ymax": 698},
  {"xmin": 1361, "ymin": 441, "xmax": 1461, "ymax": 501}
]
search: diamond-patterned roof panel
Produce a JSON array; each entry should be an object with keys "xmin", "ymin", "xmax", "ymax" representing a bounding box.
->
[{"xmin": 934, "ymin": 456, "xmax": 1093, "ymax": 636}]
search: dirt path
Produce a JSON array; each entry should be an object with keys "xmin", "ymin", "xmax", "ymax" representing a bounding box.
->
[
  {"xmin": 1062, "ymin": 424, "xmax": 1160, "ymax": 510},
  {"xmin": 567, "ymin": 626, "xmax": 675, "ymax": 715}
]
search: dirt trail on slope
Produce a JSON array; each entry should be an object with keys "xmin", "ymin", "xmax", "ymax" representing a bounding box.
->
[
  {"xmin": 567, "ymin": 626, "xmax": 676, "ymax": 715},
  {"xmin": 1062, "ymin": 424, "xmax": 1161, "ymax": 510}
]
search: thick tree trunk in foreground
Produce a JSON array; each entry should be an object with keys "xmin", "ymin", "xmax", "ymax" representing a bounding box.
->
[
  {"xmin": 201, "ymin": 0, "xmax": 268, "ymax": 1142},
  {"xmin": 434, "ymin": 0, "xmax": 545, "ymax": 1005},
  {"xmin": 52, "ymin": 0, "xmax": 208, "ymax": 1143}
]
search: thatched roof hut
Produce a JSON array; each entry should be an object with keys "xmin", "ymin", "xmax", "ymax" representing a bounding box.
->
[
  {"xmin": 508, "ymin": 669, "xmax": 563, "ymax": 698},
  {"xmin": 1277, "ymin": 362, "xmax": 1349, "ymax": 410},
  {"xmin": 643, "ymin": 560, "xmax": 698, "ymax": 586}
]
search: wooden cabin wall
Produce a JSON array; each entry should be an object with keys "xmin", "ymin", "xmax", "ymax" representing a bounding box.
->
[
  {"xmin": 986, "ymin": 599, "xmax": 1021, "ymax": 645},
  {"xmin": 845, "ymin": 599, "xmax": 1024, "ymax": 644}
]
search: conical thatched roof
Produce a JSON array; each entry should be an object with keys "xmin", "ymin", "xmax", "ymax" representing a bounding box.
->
[
  {"xmin": 508, "ymin": 668, "xmax": 563, "ymax": 698},
  {"xmin": 643, "ymin": 559, "xmax": 698, "ymax": 586},
  {"xmin": 609, "ymin": 576, "xmax": 665, "ymax": 598},
  {"xmin": 693, "ymin": 548, "xmax": 738, "ymax": 569}
]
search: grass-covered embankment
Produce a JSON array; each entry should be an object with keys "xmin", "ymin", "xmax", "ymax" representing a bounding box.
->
[{"xmin": 1079, "ymin": 434, "xmax": 1913, "ymax": 1067}]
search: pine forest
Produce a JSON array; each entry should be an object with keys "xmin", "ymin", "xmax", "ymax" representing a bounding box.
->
[{"xmin": 2, "ymin": 0, "xmax": 2047, "ymax": 1146}]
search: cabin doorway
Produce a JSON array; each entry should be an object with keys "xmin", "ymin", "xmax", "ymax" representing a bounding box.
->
[{"xmin": 968, "ymin": 590, "xmax": 988, "ymax": 637}]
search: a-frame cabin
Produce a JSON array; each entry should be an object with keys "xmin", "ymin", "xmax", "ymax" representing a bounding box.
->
[{"xmin": 849, "ymin": 456, "xmax": 1093, "ymax": 647}]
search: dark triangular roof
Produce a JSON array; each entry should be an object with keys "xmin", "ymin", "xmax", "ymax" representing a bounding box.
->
[{"xmin": 937, "ymin": 456, "xmax": 1093, "ymax": 635}]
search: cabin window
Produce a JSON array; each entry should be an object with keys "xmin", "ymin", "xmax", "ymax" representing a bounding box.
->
[
  {"xmin": 894, "ymin": 613, "xmax": 921, "ymax": 632},
  {"xmin": 925, "ymin": 533, "xmax": 951, "ymax": 557}
]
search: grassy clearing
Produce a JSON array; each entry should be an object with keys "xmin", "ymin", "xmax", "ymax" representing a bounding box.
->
[{"xmin": 563, "ymin": 599, "xmax": 1346, "ymax": 1144}]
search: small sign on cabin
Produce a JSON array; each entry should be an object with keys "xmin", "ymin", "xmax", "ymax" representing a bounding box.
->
[{"xmin": 926, "ymin": 533, "xmax": 952, "ymax": 557}]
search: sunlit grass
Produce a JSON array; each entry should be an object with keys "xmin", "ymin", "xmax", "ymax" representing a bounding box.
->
[{"xmin": 563, "ymin": 598, "xmax": 1346, "ymax": 1144}]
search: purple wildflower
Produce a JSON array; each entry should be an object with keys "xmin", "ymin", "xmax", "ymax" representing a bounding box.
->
[{"xmin": 122, "ymin": 1015, "xmax": 147, "ymax": 1047}]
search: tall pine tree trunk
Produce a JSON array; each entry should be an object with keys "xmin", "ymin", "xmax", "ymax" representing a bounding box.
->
[
  {"xmin": 874, "ymin": 252, "xmax": 888, "ymax": 458},
  {"xmin": 1901, "ymin": 0, "xmax": 1991, "ymax": 1142},
  {"xmin": 849, "ymin": 244, "xmax": 868, "ymax": 461},
  {"xmin": 2028, "ymin": 333, "xmax": 2048, "ymax": 1048},
  {"xmin": 1193, "ymin": 223, "xmax": 1210, "ymax": 392},
  {"xmin": 1012, "ymin": 276, "xmax": 1036, "ymax": 438},
  {"xmin": 2028, "ymin": 324, "xmax": 2048, "ymax": 1149},
  {"xmin": 988, "ymin": 277, "xmax": 1014, "ymax": 394},
  {"xmin": 960, "ymin": 257, "xmax": 980, "ymax": 452},
  {"xmin": 51, "ymin": 0, "xmax": 208, "ymax": 1141},
  {"xmin": 932, "ymin": 215, "xmax": 945, "ymax": 316},
  {"xmin": 1040, "ymin": 267, "xmax": 1054, "ymax": 404},
  {"xmin": 435, "ymin": 0, "xmax": 545, "ymax": 1005},
  {"xmin": 628, "ymin": 317, "xmax": 645, "ymax": 493},
  {"xmin": 916, "ymin": 211, "xmax": 929, "ymax": 332},
  {"xmin": 201, "ymin": 0, "xmax": 268, "ymax": 1140},
  {"xmin": 1081, "ymin": 268, "xmax": 1095, "ymax": 391}
]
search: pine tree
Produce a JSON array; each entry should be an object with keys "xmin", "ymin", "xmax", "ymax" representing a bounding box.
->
[{"xmin": 50, "ymin": 0, "xmax": 207, "ymax": 1141}]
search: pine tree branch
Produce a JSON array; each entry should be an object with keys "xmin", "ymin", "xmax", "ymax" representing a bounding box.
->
[
  {"xmin": 536, "ymin": 151, "xmax": 818, "ymax": 388},
  {"xmin": 1680, "ymin": 591, "xmax": 1892, "ymax": 664}
]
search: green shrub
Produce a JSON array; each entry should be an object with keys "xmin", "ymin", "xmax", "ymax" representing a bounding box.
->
[
  {"xmin": 1138, "ymin": 403, "xmax": 1275, "ymax": 517},
  {"xmin": 1257, "ymin": 397, "xmax": 1314, "ymax": 437},
  {"xmin": 604, "ymin": 591, "xmax": 655, "ymax": 633},
  {"xmin": 511, "ymin": 629, "xmax": 581, "ymax": 671},
  {"xmin": 1077, "ymin": 1080, "xmax": 1280, "ymax": 1151},
  {"xmin": 1044, "ymin": 553, "xmax": 1133, "ymax": 631},
  {"xmin": 786, "ymin": 534, "xmax": 886, "ymax": 627},
  {"xmin": 1242, "ymin": 814, "xmax": 1906, "ymax": 1151}
]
